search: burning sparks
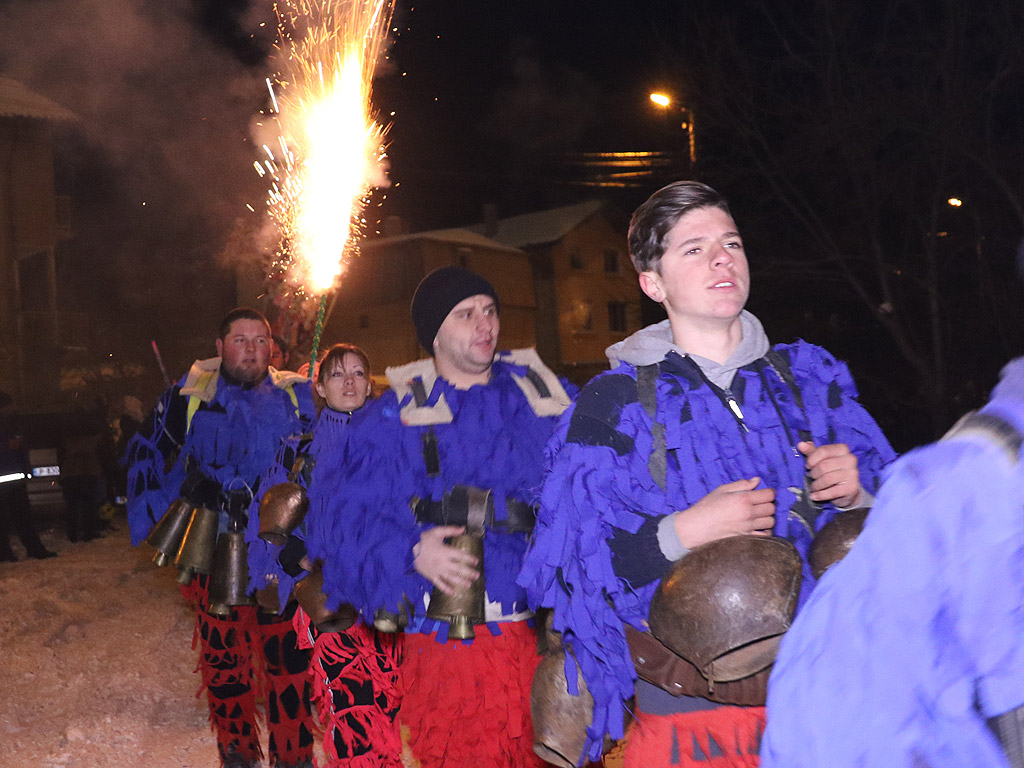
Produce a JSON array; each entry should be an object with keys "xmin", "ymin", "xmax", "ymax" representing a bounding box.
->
[{"xmin": 261, "ymin": 0, "xmax": 394, "ymax": 295}]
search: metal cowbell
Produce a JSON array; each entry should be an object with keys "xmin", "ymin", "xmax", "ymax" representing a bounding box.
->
[
  {"xmin": 258, "ymin": 481, "xmax": 309, "ymax": 546},
  {"xmin": 425, "ymin": 533, "xmax": 485, "ymax": 640},
  {"xmin": 146, "ymin": 498, "xmax": 194, "ymax": 567},
  {"xmin": 293, "ymin": 565, "xmax": 356, "ymax": 632},
  {"xmin": 207, "ymin": 531, "xmax": 255, "ymax": 616},
  {"xmin": 174, "ymin": 505, "xmax": 220, "ymax": 580}
]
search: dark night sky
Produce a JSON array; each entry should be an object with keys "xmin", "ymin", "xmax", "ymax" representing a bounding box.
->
[
  {"xmin": 1, "ymin": 0, "xmax": 699, "ymax": 242},
  {"xmin": 185, "ymin": 0, "xmax": 706, "ymax": 227},
  {"xmin": 199, "ymin": 0, "xmax": 698, "ymax": 228}
]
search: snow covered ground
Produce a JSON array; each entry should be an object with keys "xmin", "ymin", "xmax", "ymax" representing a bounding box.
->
[{"xmin": 0, "ymin": 510, "xmax": 317, "ymax": 768}]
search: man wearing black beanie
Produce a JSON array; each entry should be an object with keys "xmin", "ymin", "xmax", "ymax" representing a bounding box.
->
[{"xmin": 310, "ymin": 265, "xmax": 577, "ymax": 768}]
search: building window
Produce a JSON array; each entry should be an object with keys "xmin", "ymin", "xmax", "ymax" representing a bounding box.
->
[
  {"xmin": 608, "ymin": 302, "xmax": 627, "ymax": 333},
  {"xmin": 571, "ymin": 299, "xmax": 593, "ymax": 332},
  {"xmin": 359, "ymin": 314, "xmax": 370, "ymax": 328},
  {"xmin": 570, "ymin": 249, "xmax": 585, "ymax": 270},
  {"xmin": 604, "ymin": 249, "xmax": 619, "ymax": 273}
]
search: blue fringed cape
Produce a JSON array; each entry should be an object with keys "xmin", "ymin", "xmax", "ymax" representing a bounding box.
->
[
  {"xmin": 517, "ymin": 342, "xmax": 896, "ymax": 762},
  {"xmin": 306, "ymin": 357, "xmax": 576, "ymax": 636},
  {"xmin": 762, "ymin": 359, "xmax": 1024, "ymax": 768},
  {"xmin": 245, "ymin": 407, "xmax": 358, "ymax": 608},
  {"xmin": 125, "ymin": 362, "xmax": 314, "ymax": 546}
]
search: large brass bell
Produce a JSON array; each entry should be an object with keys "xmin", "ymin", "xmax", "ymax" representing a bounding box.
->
[
  {"xmin": 174, "ymin": 505, "xmax": 219, "ymax": 584},
  {"xmin": 146, "ymin": 498, "xmax": 194, "ymax": 567},
  {"xmin": 255, "ymin": 579, "xmax": 282, "ymax": 614},
  {"xmin": 531, "ymin": 647, "xmax": 604, "ymax": 768},
  {"xmin": 258, "ymin": 481, "xmax": 309, "ymax": 546},
  {"xmin": 808, "ymin": 508, "xmax": 869, "ymax": 580},
  {"xmin": 373, "ymin": 604, "xmax": 409, "ymax": 633},
  {"xmin": 426, "ymin": 533, "xmax": 485, "ymax": 639},
  {"xmin": 207, "ymin": 531, "xmax": 256, "ymax": 616},
  {"xmin": 293, "ymin": 564, "xmax": 356, "ymax": 633},
  {"xmin": 648, "ymin": 535, "xmax": 801, "ymax": 683}
]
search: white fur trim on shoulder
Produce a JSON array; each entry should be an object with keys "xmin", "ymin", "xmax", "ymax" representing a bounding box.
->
[
  {"xmin": 269, "ymin": 366, "xmax": 308, "ymax": 390},
  {"xmin": 386, "ymin": 358, "xmax": 453, "ymax": 426},
  {"xmin": 498, "ymin": 348, "xmax": 571, "ymax": 417},
  {"xmin": 180, "ymin": 357, "xmax": 220, "ymax": 403}
]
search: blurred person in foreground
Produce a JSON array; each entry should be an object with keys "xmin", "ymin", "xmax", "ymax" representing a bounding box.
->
[
  {"xmin": 125, "ymin": 307, "xmax": 317, "ymax": 768},
  {"xmin": 247, "ymin": 343, "xmax": 404, "ymax": 767},
  {"xmin": 519, "ymin": 180, "xmax": 896, "ymax": 767},
  {"xmin": 762, "ymin": 364, "xmax": 1024, "ymax": 766},
  {"xmin": 311, "ymin": 266, "xmax": 576, "ymax": 768}
]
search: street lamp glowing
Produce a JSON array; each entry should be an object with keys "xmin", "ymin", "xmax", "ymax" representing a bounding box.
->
[
  {"xmin": 947, "ymin": 197, "xmax": 963, "ymax": 207},
  {"xmin": 649, "ymin": 92, "xmax": 695, "ymax": 165}
]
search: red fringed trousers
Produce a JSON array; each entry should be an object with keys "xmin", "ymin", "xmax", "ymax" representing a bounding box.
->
[
  {"xmin": 297, "ymin": 610, "xmax": 404, "ymax": 768},
  {"xmin": 400, "ymin": 620, "xmax": 547, "ymax": 768},
  {"xmin": 186, "ymin": 578, "xmax": 316, "ymax": 768},
  {"xmin": 624, "ymin": 705, "xmax": 765, "ymax": 768}
]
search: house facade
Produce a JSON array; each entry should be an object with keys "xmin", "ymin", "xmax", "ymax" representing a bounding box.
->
[{"xmin": 0, "ymin": 77, "xmax": 76, "ymax": 403}]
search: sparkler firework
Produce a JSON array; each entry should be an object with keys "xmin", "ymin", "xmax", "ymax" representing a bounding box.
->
[{"xmin": 257, "ymin": 0, "xmax": 394, "ymax": 371}]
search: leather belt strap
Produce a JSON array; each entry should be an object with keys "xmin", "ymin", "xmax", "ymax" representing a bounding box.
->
[
  {"xmin": 624, "ymin": 625, "xmax": 770, "ymax": 706},
  {"xmin": 413, "ymin": 484, "xmax": 537, "ymax": 533}
]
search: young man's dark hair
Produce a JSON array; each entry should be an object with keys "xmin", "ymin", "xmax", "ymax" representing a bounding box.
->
[{"xmin": 627, "ymin": 180, "xmax": 731, "ymax": 272}]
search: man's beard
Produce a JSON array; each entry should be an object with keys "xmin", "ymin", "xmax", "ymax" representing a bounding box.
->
[{"xmin": 222, "ymin": 362, "xmax": 268, "ymax": 385}]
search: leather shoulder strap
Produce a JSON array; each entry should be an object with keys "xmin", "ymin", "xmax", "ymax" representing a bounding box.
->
[{"xmin": 636, "ymin": 363, "xmax": 666, "ymax": 491}]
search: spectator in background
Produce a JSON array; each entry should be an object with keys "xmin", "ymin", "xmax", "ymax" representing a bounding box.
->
[
  {"xmin": 109, "ymin": 395, "xmax": 145, "ymax": 507},
  {"xmin": 0, "ymin": 390, "xmax": 57, "ymax": 561},
  {"xmin": 59, "ymin": 402, "xmax": 106, "ymax": 542},
  {"xmin": 272, "ymin": 335, "xmax": 291, "ymax": 371}
]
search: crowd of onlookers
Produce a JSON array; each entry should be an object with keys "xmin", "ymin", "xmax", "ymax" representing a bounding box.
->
[{"xmin": 0, "ymin": 389, "xmax": 142, "ymax": 562}]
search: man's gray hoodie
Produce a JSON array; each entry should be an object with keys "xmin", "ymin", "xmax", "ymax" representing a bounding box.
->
[{"xmin": 604, "ymin": 310, "xmax": 770, "ymax": 389}]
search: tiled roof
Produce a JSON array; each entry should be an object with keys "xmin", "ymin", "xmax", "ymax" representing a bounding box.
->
[
  {"xmin": 467, "ymin": 200, "xmax": 605, "ymax": 247},
  {"xmin": 0, "ymin": 77, "xmax": 77, "ymax": 122},
  {"xmin": 362, "ymin": 227, "xmax": 524, "ymax": 255}
]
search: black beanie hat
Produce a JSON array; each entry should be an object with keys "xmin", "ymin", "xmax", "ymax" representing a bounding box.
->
[{"xmin": 411, "ymin": 266, "xmax": 500, "ymax": 353}]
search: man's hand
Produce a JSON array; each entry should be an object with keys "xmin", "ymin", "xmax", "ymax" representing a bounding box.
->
[
  {"xmin": 413, "ymin": 525, "xmax": 481, "ymax": 596},
  {"xmin": 672, "ymin": 478, "xmax": 776, "ymax": 549},
  {"xmin": 798, "ymin": 441, "xmax": 862, "ymax": 508}
]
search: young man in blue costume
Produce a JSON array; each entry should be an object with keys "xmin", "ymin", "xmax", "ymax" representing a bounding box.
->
[
  {"xmin": 126, "ymin": 307, "xmax": 317, "ymax": 768},
  {"xmin": 518, "ymin": 181, "xmax": 896, "ymax": 767},
  {"xmin": 308, "ymin": 266, "xmax": 575, "ymax": 768},
  {"xmin": 761, "ymin": 355, "xmax": 1024, "ymax": 767}
]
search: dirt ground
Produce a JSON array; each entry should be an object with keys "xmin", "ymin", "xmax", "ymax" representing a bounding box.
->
[{"xmin": 1, "ymin": 511, "xmax": 253, "ymax": 767}]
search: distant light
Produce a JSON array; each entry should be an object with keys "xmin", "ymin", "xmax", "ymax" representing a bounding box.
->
[
  {"xmin": 650, "ymin": 92, "xmax": 671, "ymax": 107},
  {"xmin": 947, "ymin": 197, "xmax": 963, "ymax": 207}
]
